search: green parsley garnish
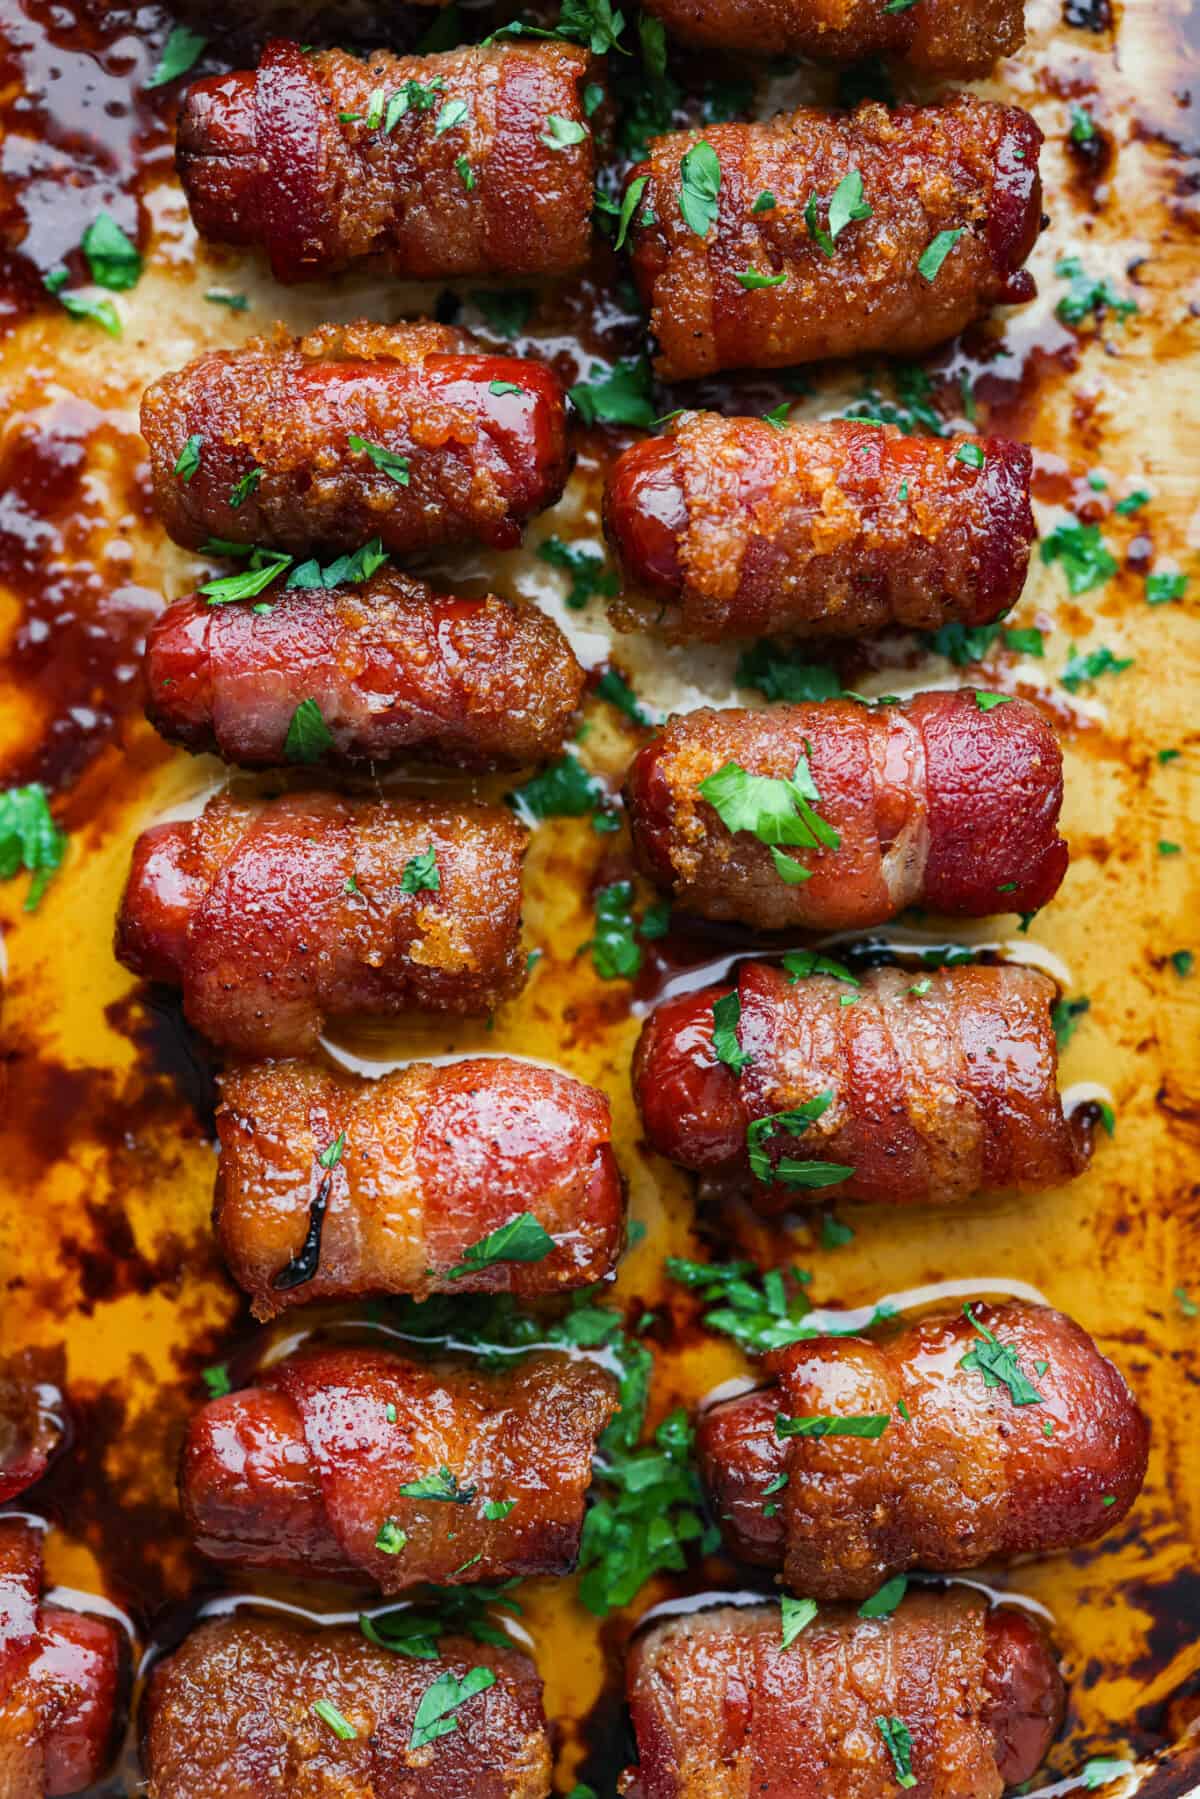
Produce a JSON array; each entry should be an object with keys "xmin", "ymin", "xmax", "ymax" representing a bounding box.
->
[
  {"xmin": 917, "ymin": 228, "xmax": 964, "ymax": 282},
  {"xmin": 737, "ymin": 266, "xmax": 787, "ymax": 290},
  {"xmin": 201, "ymin": 1363, "xmax": 231, "ymax": 1399},
  {"xmin": 697, "ymin": 754, "xmax": 839, "ymax": 885},
  {"xmin": 781, "ymin": 1595, "xmax": 818, "ymax": 1647},
  {"xmin": 959, "ymin": 1302, "xmax": 1044, "ymax": 1405},
  {"xmin": 312, "ymin": 1698, "xmax": 357, "ymax": 1741},
  {"xmin": 1051, "ymin": 994, "xmax": 1090, "ymax": 1047},
  {"xmin": 146, "ymin": 24, "xmax": 206, "ymax": 88},
  {"xmin": 876, "ymin": 1716, "xmax": 917, "ymax": 1788},
  {"xmin": 776, "ymin": 1411, "xmax": 890, "ymax": 1438},
  {"xmin": 859, "ymin": 1575, "xmax": 908, "ymax": 1617},
  {"xmin": 284, "ymin": 698, "xmax": 334, "ymax": 764},
  {"xmin": 469, "ymin": 289, "xmax": 534, "ymax": 338},
  {"xmin": 737, "ymin": 641, "xmax": 844, "ymax": 702},
  {"xmin": 752, "ymin": 189, "xmax": 776, "ymax": 213},
  {"xmin": 569, "ymin": 357, "xmax": 655, "ymax": 428},
  {"xmin": 712, "ymin": 990, "xmax": 751, "ymax": 1072},
  {"xmin": 375, "ymin": 1519, "xmax": 408, "ymax": 1555},
  {"xmin": 43, "ymin": 269, "xmax": 120, "ymax": 335},
  {"xmin": 955, "ymin": 442, "xmax": 985, "ymax": 469},
  {"xmin": 1146, "ymin": 571, "xmax": 1187, "ymax": 606},
  {"xmin": 446, "ymin": 1212, "xmax": 555, "ymax": 1280},
  {"xmin": 174, "ymin": 434, "xmax": 202, "ymax": 482},
  {"xmin": 678, "ymin": 139, "xmax": 722, "ymax": 237},
  {"xmin": 588, "ymin": 881, "xmax": 664, "ymax": 979},
  {"xmin": 434, "ymin": 98, "xmax": 470, "ymax": 135},
  {"xmin": 0, "ymin": 784, "xmax": 67, "ymax": 911},
  {"xmin": 397, "ymin": 1465, "xmax": 477, "ymax": 1504},
  {"xmin": 82, "ymin": 212, "xmax": 141, "ymax": 290},
  {"xmin": 347, "ymin": 435, "xmax": 409, "ymax": 484},
  {"xmin": 510, "ymin": 753, "xmax": 610, "ymax": 826},
  {"xmin": 409, "ymin": 1666, "xmax": 495, "ymax": 1750},
  {"xmin": 318, "ymin": 1133, "xmax": 346, "ymax": 1170},
  {"xmin": 400, "ymin": 846, "xmax": 440, "ymax": 894},
  {"xmin": 1055, "ymin": 257, "xmax": 1138, "ymax": 327},
  {"xmin": 542, "ymin": 113, "xmax": 589, "ymax": 150},
  {"xmin": 1060, "ymin": 643, "xmax": 1133, "ymax": 692},
  {"xmin": 536, "ymin": 537, "xmax": 619, "ymax": 608},
  {"xmin": 228, "ymin": 467, "xmax": 262, "ymax": 509}
]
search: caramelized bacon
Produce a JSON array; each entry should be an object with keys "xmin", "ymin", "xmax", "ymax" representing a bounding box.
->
[
  {"xmin": 605, "ymin": 415, "xmax": 1034, "ymax": 640},
  {"xmin": 141, "ymin": 321, "xmax": 569, "ymax": 557},
  {"xmin": 621, "ymin": 1592, "xmax": 1064, "ymax": 1798},
  {"xmin": 625, "ymin": 692, "xmax": 1067, "ymax": 931},
  {"xmin": 633, "ymin": 963, "xmax": 1092, "ymax": 1207},
  {"xmin": 698, "ymin": 1300, "xmax": 1150, "ymax": 1601},
  {"xmin": 181, "ymin": 1346, "xmax": 618, "ymax": 1591},
  {"xmin": 145, "ymin": 573, "xmax": 585, "ymax": 771},
  {"xmin": 178, "ymin": 40, "xmax": 597, "ymax": 281},
  {"xmin": 215, "ymin": 1057, "xmax": 626, "ymax": 1318},
  {"xmin": 626, "ymin": 96, "xmax": 1042, "ymax": 380},
  {"xmin": 641, "ymin": 0, "xmax": 1025, "ymax": 73},
  {"xmin": 115, "ymin": 791, "xmax": 528, "ymax": 1057},
  {"xmin": 142, "ymin": 1615, "xmax": 550, "ymax": 1798}
]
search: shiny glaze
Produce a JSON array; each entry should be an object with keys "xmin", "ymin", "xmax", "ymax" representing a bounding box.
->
[
  {"xmin": 0, "ymin": 0, "xmax": 1196, "ymax": 1790},
  {"xmin": 698, "ymin": 1300, "xmax": 1150, "ymax": 1600}
]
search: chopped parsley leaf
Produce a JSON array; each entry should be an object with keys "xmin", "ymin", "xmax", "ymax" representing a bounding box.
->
[
  {"xmin": 1060, "ymin": 643, "xmax": 1133, "ymax": 692},
  {"xmin": 781, "ymin": 1595, "xmax": 818, "ymax": 1647},
  {"xmin": 776, "ymin": 1411, "xmax": 890, "ymax": 1438},
  {"xmin": 174, "ymin": 434, "xmax": 202, "ymax": 482},
  {"xmin": 917, "ymin": 228, "xmax": 963, "ymax": 283},
  {"xmin": 469, "ymin": 289, "xmax": 534, "ymax": 339},
  {"xmin": 434, "ymin": 98, "xmax": 471, "ymax": 135},
  {"xmin": 510, "ymin": 752, "xmax": 610, "ymax": 826},
  {"xmin": 536, "ymin": 537, "xmax": 619, "ymax": 608},
  {"xmin": 146, "ymin": 23, "xmax": 206, "ymax": 87},
  {"xmin": 201, "ymin": 1363, "xmax": 231, "ymax": 1399},
  {"xmin": 569, "ymin": 357, "xmax": 655, "ymax": 428},
  {"xmin": 1055, "ymin": 256, "xmax": 1138, "ymax": 327},
  {"xmin": 737, "ymin": 267, "xmax": 787, "ymax": 290},
  {"xmin": 228, "ymin": 466, "xmax": 262, "ymax": 509},
  {"xmin": 712, "ymin": 990, "xmax": 751, "ymax": 1072},
  {"xmin": 678, "ymin": 139, "xmax": 722, "ymax": 237},
  {"xmin": 1051, "ymin": 994, "xmax": 1090, "ymax": 1047},
  {"xmin": 347, "ymin": 434, "xmax": 409, "ymax": 484},
  {"xmin": 312, "ymin": 1698, "xmax": 357, "ymax": 1741},
  {"xmin": 283, "ymin": 698, "xmax": 333, "ymax": 764},
  {"xmin": 318, "ymin": 1133, "xmax": 346, "ymax": 1170},
  {"xmin": 446, "ymin": 1212, "xmax": 556, "ymax": 1280},
  {"xmin": 876, "ymin": 1716, "xmax": 917, "ymax": 1788},
  {"xmin": 0, "ymin": 783, "xmax": 67, "ymax": 910},
  {"xmin": 859, "ymin": 1574, "xmax": 908, "ymax": 1617},
  {"xmin": 409, "ymin": 1667, "xmax": 495, "ymax": 1750},
  {"xmin": 666, "ymin": 1259, "xmax": 815, "ymax": 1354},
  {"xmin": 959, "ymin": 1302, "xmax": 1045, "ymax": 1405},
  {"xmin": 82, "ymin": 212, "xmax": 141, "ymax": 291},
  {"xmin": 1146, "ymin": 571, "xmax": 1188, "ymax": 606},
  {"xmin": 1039, "ymin": 520, "xmax": 1117, "ymax": 594},
  {"xmin": 698, "ymin": 754, "xmax": 840, "ymax": 885},
  {"xmin": 400, "ymin": 847, "xmax": 440, "ymax": 894},
  {"xmin": 955, "ymin": 442, "xmax": 985, "ymax": 469},
  {"xmin": 542, "ymin": 114, "xmax": 589, "ymax": 150},
  {"xmin": 397, "ymin": 1465, "xmax": 477, "ymax": 1504},
  {"xmin": 375, "ymin": 1519, "xmax": 408, "ymax": 1555},
  {"xmin": 736, "ymin": 640, "xmax": 844, "ymax": 702}
]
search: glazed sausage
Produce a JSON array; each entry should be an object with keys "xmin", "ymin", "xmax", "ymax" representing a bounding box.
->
[
  {"xmin": 626, "ymin": 96, "xmax": 1042, "ymax": 381},
  {"xmin": 144, "ymin": 572, "xmax": 585, "ymax": 771},
  {"xmin": 214, "ymin": 1057, "xmax": 626, "ymax": 1318},
  {"xmin": 625, "ymin": 692, "xmax": 1066, "ymax": 930},
  {"xmin": 621, "ymin": 1591, "xmax": 1064, "ymax": 1798},
  {"xmin": 114, "ymin": 790, "xmax": 528, "ymax": 1057},
  {"xmin": 181, "ymin": 1346, "xmax": 617, "ymax": 1591},
  {"xmin": 698, "ymin": 1300, "xmax": 1149, "ymax": 1602},
  {"xmin": 178, "ymin": 40, "xmax": 596, "ymax": 282},
  {"xmin": 0, "ymin": 1361, "xmax": 65, "ymax": 1502},
  {"xmin": 142, "ymin": 1615, "xmax": 550, "ymax": 1799},
  {"xmin": 632, "ymin": 962, "xmax": 1092, "ymax": 1206},
  {"xmin": 141, "ymin": 321, "xmax": 569, "ymax": 557},
  {"xmin": 604, "ymin": 416, "xmax": 1034, "ymax": 640},
  {"xmin": 642, "ymin": 0, "xmax": 1024, "ymax": 74},
  {"xmin": 0, "ymin": 1519, "xmax": 124, "ymax": 1797}
]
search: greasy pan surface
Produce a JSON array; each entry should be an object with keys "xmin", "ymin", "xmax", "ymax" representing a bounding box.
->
[{"xmin": 0, "ymin": 0, "xmax": 1197, "ymax": 1792}]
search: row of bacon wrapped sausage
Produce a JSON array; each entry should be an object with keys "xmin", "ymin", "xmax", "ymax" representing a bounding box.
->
[
  {"xmin": 5, "ymin": 8, "xmax": 1138, "ymax": 1789},
  {"xmin": 178, "ymin": 38, "xmax": 1042, "ymax": 383},
  {"xmin": 1, "ymin": 1286, "xmax": 1149, "ymax": 1795}
]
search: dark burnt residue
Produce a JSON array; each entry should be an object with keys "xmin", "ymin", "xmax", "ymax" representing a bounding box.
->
[
  {"xmin": 0, "ymin": 399, "xmax": 163, "ymax": 793},
  {"xmin": 0, "ymin": 0, "xmax": 186, "ymax": 329}
]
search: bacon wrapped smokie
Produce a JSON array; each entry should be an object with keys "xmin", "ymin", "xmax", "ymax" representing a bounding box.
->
[
  {"xmin": 622, "ymin": 1591, "xmax": 1064, "ymax": 1799},
  {"xmin": 699, "ymin": 1300, "xmax": 1149, "ymax": 1602},
  {"xmin": 642, "ymin": 0, "xmax": 1024, "ymax": 74},
  {"xmin": 0, "ymin": 1360, "xmax": 66, "ymax": 1503},
  {"xmin": 178, "ymin": 40, "xmax": 597, "ymax": 283},
  {"xmin": 145, "ymin": 573, "xmax": 585, "ymax": 771},
  {"xmin": 633, "ymin": 962, "xmax": 1092, "ymax": 1208},
  {"xmin": 215, "ymin": 1057, "xmax": 626, "ymax": 1318},
  {"xmin": 0, "ymin": 1519, "xmax": 124, "ymax": 1797},
  {"xmin": 142, "ymin": 1614, "xmax": 549, "ymax": 1799},
  {"xmin": 626, "ymin": 96, "xmax": 1042, "ymax": 381},
  {"xmin": 182, "ymin": 1346, "xmax": 617, "ymax": 1591},
  {"xmin": 626, "ymin": 693, "xmax": 1066, "ymax": 931},
  {"xmin": 605, "ymin": 415, "xmax": 1034, "ymax": 641},
  {"xmin": 141, "ymin": 321, "xmax": 569, "ymax": 557},
  {"xmin": 114, "ymin": 791, "xmax": 527, "ymax": 1057}
]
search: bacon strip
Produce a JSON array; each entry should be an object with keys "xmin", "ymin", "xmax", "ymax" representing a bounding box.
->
[
  {"xmin": 142, "ymin": 1615, "xmax": 550, "ymax": 1799},
  {"xmin": 626, "ymin": 96, "xmax": 1042, "ymax": 381},
  {"xmin": 215, "ymin": 1057, "xmax": 626, "ymax": 1318},
  {"xmin": 0, "ymin": 1520, "xmax": 123, "ymax": 1798},
  {"xmin": 145, "ymin": 573, "xmax": 585, "ymax": 771},
  {"xmin": 182, "ymin": 1347, "xmax": 617, "ymax": 1592},
  {"xmin": 178, "ymin": 40, "xmax": 597, "ymax": 282},
  {"xmin": 632, "ymin": 963, "xmax": 1093, "ymax": 1206},
  {"xmin": 605, "ymin": 415, "xmax": 1035, "ymax": 640},
  {"xmin": 622, "ymin": 1592, "xmax": 1064, "ymax": 1799},
  {"xmin": 0, "ymin": 1360, "xmax": 65, "ymax": 1504},
  {"xmin": 626, "ymin": 692, "xmax": 1066, "ymax": 930},
  {"xmin": 141, "ymin": 321, "xmax": 569, "ymax": 557},
  {"xmin": 641, "ymin": 0, "xmax": 1025, "ymax": 73},
  {"xmin": 114, "ymin": 790, "xmax": 528, "ymax": 1057},
  {"xmin": 698, "ymin": 1300, "xmax": 1149, "ymax": 1602}
]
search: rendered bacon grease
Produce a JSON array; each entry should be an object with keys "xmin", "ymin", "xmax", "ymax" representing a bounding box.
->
[
  {"xmin": 605, "ymin": 415, "xmax": 1035, "ymax": 641},
  {"xmin": 633, "ymin": 963, "xmax": 1093, "ymax": 1208},
  {"xmin": 622, "ymin": 1592, "xmax": 1065, "ymax": 1798},
  {"xmin": 625, "ymin": 692, "xmax": 1067, "ymax": 931},
  {"xmin": 698, "ymin": 1300, "xmax": 1149, "ymax": 1600},
  {"xmin": 625, "ymin": 96, "xmax": 1043, "ymax": 380},
  {"xmin": 181, "ymin": 1345, "xmax": 617, "ymax": 1590},
  {"xmin": 0, "ymin": 1517, "xmax": 124, "ymax": 1796},
  {"xmin": 178, "ymin": 39, "xmax": 597, "ymax": 282},
  {"xmin": 641, "ymin": 0, "xmax": 1025, "ymax": 72},
  {"xmin": 114, "ymin": 791, "xmax": 528, "ymax": 1057},
  {"xmin": 141, "ymin": 1614, "xmax": 550, "ymax": 1799},
  {"xmin": 141, "ymin": 321, "xmax": 570, "ymax": 557},
  {"xmin": 214, "ymin": 1057, "xmax": 626, "ymax": 1318},
  {"xmin": 144, "ymin": 573, "xmax": 585, "ymax": 772}
]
